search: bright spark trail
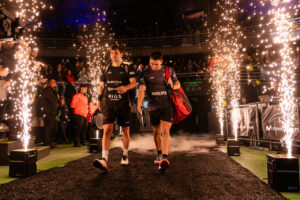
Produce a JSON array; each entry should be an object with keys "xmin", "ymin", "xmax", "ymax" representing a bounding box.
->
[
  {"xmin": 8, "ymin": 0, "xmax": 51, "ymax": 150},
  {"xmin": 75, "ymin": 8, "xmax": 112, "ymax": 101},
  {"xmin": 269, "ymin": 0, "xmax": 299, "ymax": 157},
  {"xmin": 249, "ymin": 0, "xmax": 300, "ymax": 157},
  {"xmin": 209, "ymin": 0, "xmax": 244, "ymax": 139},
  {"xmin": 210, "ymin": 57, "xmax": 227, "ymax": 136}
]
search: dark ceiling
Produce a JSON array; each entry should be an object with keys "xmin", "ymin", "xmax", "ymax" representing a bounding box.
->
[{"xmin": 39, "ymin": 0, "xmax": 213, "ymax": 25}]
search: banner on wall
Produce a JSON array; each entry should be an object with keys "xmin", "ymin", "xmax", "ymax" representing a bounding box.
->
[
  {"xmin": 238, "ymin": 106, "xmax": 258, "ymax": 137},
  {"xmin": 261, "ymin": 105, "xmax": 299, "ymax": 140},
  {"xmin": 227, "ymin": 105, "xmax": 258, "ymax": 137}
]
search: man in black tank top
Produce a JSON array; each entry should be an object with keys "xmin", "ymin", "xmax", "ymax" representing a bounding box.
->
[
  {"xmin": 137, "ymin": 51, "xmax": 181, "ymax": 173},
  {"xmin": 93, "ymin": 44, "xmax": 136, "ymax": 170}
]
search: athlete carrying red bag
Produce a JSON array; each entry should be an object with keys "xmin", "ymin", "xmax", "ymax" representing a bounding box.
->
[{"xmin": 165, "ymin": 66, "xmax": 192, "ymax": 124}]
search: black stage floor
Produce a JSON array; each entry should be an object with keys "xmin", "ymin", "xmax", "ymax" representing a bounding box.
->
[{"xmin": 0, "ymin": 143, "xmax": 286, "ymax": 200}]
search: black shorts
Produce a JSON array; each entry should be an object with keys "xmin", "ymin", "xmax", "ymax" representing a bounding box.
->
[
  {"xmin": 102, "ymin": 103, "xmax": 130, "ymax": 127},
  {"xmin": 149, "ymin": 106, "xmax": 174, "ymax": 126}
]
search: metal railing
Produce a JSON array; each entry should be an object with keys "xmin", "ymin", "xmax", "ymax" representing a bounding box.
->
[
  {"xmin": 36, "ymin": 17, "xmax": 300, "ymax": 49},
  {"xmin": 37, "ymin": 34, "xmax": 208, "ymax": 49}
]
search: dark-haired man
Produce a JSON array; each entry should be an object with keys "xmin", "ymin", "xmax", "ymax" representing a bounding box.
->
[
  {"xmin": 137, "ymin": 51, "xmax": 180, "ymax": 172},
  {"xmin": 43, "ymin": 79, "xmax": 58, "ymax": 148},
  {"xmin": 93, "ymin": 44, "xmax": 136, "ymax": 170}
]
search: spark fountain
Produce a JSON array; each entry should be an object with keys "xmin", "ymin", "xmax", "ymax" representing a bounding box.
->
[
  {"xmin": 248, "ymin": 0, "xmax": 300, "ymax": 191},
  {"xmin": 267, "ymin": 0, "xmax": 299, "ymax": 191},
  {"xmin": 75, "ymin": 8, "xmax": 113, "ymax": 101},
  {"xmin": 210, "ymin": 57, "xmax": 227, "ymax": 145},
  {"xmin": 9, "ymin": 0, "xmax": 51, "ymax": 150},
  {"xmin": 7, "ymin": 0, "xmax": 51, "ymax": 177},
  {"xmin": 209, "ymin": 0, "xmax": 243, "ymax": 152}
]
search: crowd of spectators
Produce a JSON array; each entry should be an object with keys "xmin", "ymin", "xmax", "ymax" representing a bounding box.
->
[
  {"xmin": 38, "ymin": 22, "xmax": 78, "ymax": 38},
  {"xmin": 31, "ymin": 58, "xmax": 101, "ymax": 148},
  {"xmin": 239, "ymin": 44, "xmax": 300, "ymax": 104},
  {"xmin": 114, "ymin": 18, "xmax": 205, "ymax": 39},
  {"xmin": 37, "ymin": 17, "xmax": 205, "ymax": 39}
]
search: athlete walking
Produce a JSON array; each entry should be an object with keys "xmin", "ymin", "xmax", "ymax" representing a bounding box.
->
[
  {"xmin": 93, "ymin": 44, "xmax": 136, "ymax": 170},
  {"xmin": 137, "ymin": 51, "xmax": 180, "ymax": 172}
]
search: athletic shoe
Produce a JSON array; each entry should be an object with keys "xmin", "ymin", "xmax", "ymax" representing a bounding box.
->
[
  {"xmin": 93, "ymin": 158, "xmax": 109, "ymax": 170},
  {"xmin": 121, "ymin": 155, "xmax": 129, "ymax": 166},
  {"xmin": 154, "ymin": 154, "xmax": 162, "ymax": 165},
  {"xmin": 158, "ymin": 159, "xmax": 170, "ymax": 172}
]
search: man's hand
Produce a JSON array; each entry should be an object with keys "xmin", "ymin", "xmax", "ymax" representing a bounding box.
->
[
  {"xmin": 97, "ymin": 102, "xmax": 102, "ymax": 112},
  {"xmin": 137, "ymin": 105, "xmax": 142, "ymax": 115},
  {"xmin": 2, "ymin": 81, "xmax": 10, "ymax": 88},
  {"xmin": 167, "ymin": 78, "xmax": 173, "ymax": 89},
  {"xmin": 117, "ymin": 86, "xmax": 127, "ymax": 94}
]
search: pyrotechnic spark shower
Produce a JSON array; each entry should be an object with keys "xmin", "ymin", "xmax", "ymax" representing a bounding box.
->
[
  {"xmin": 210, "ymin": 58, "xmax": 227, "ymax": 135},
  {"xmin": 209, "ymin": 0, "xmax": 243, "ymax": 139},
  {"xmin": 8, "ymin": 0, "xmax": 51, "ymax": 150},
  {"xmin": 270, "ymin": 0, "xmax": 298, "ymax": 157},
  {"xmin": 249, "ymin": 0, "xmax": 300, "ymax": 157},
  {"xmin": 75, "ymin": 8, "xmax": 112, "ymax": 101}
]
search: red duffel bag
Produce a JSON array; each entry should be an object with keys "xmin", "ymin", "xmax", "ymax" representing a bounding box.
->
[{"xmin": 165, "ymin": 66, "xmax": 192, "ymax": 124}]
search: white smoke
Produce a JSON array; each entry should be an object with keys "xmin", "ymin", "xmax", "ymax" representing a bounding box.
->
[{"xmin": 113, "ymin": 134, "xmax": 216, "ymax": 154}]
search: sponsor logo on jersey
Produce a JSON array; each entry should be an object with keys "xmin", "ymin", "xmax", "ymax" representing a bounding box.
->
[
  {"xmin": 107, "ymin": 87, "xmax": 117, "ymax": 92},
  {"xmin": 107, "ymin": 80, "xmax": 122, "ymax": 84},
  {"xmin": 151, "ymin": 91, "xmax": 167, "ymax": 96},
  {"xmin": 108, "ymin": 94, "xmax": 122, "ymax": 100}
]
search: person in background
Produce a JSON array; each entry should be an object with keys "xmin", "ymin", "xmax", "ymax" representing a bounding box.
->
[
  {"xmin": 56, "ymin": 98, "xmax": 70, "ymax": 144},
  {"xmin": 43, "ymin": 79, "xmax": 58, "ymax": 148},
  {"xmin": 46, "ymin": 65, "xmax": 55, "ymax": 80},
  {"xmin": 241, "ymin": 81, "xmax": 259, "ymax": 104},
  {"xmin": 77, "ymin": 67, "xmax": 88, "ymax": 84},
  {"xmin": 54, "ymin": 64, "xmax": 66, "ymax": 98},
  {"xmin": 66, "ymin": 69, "xmax": 75, "ymax": 85},
  {"xmin": 0, "ymin": 59, "xmax": 10, "ymax": 131},
  {"xmin": 144, "ymin": 65, "xmax": 149, "ymax": 71},
  {"xmin": 135, "ymin": 64, "xmax": 143, "ymax": 84},
  {"xmin": 87, "ymin": 98, "xmax": 98, "ymax": 140},
  {"xmin": 71, "ymin": 84, "xmax": 88, "ymax": 147}
]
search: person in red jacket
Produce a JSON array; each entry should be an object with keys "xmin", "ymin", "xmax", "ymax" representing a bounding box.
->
[
  {"xmin": 66, "ymin": 69, "xmax": 75, "ymax": 85},
  {"xmin": 71, "ymin": 84, "xmax": 88, "ymax": 147}
]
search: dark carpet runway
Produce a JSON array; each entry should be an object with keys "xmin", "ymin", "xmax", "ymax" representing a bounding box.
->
[{"xmin": 0, "ymin": 146, "xmax": 286, "ymax": 200}]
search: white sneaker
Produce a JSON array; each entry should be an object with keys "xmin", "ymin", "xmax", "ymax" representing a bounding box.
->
[
  {"xmin": 121, "ymin": 155, "xmax": 129, "ymax": 166},
  {"xmin": 154, "ymin": 154, "xmax": 162, "ymax": 165}
]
